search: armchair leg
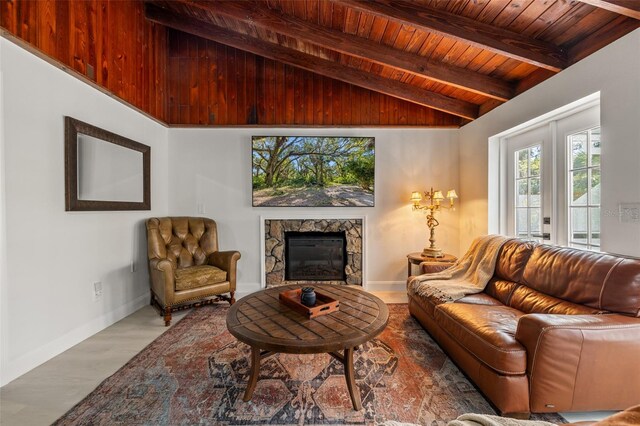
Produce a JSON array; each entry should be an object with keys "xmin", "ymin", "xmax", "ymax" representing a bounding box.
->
[
  {"xmin": 164, "ymin": 307, "xmax": 172, "ymax": 327},
  {"xmin": 150, "ymin": 291, "xmax": 154, "ymax": 306},
  {"xmin": 229, "ymin": 291, "xmax": 236, "ymax": 305}
]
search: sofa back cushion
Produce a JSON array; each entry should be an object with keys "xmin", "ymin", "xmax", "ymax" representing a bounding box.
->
[
  {"xmin": 494, "ymin": 240, "xmax": 535, "ymax": 283},
  {"xmin": 509, "ymin": 285, "xmax": 604, "ymax": 315},
  {"xmin": 484, "ymin": 278, "xmax": 519, "ymax": 306},
  {"xmin": 522, "ymin": 245, "xmax": 640, "ymax": 316}
]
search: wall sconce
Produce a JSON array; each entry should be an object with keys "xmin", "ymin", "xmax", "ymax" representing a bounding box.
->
[{"xmin": 411, "ymin": 187, "xmax": 458, "ymax": 258}]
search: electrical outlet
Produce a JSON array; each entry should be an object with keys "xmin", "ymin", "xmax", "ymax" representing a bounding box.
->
[
  {"xmin": 197, "ymin": 203, "xmax": 205, "ymax": 214},
  {"xmin": 130, "ymin": 261, "xmax": 136, "ymax": 273},
  {"xmin": 93, "ymin": 281, "xmax": 103, "ymax": 302}
]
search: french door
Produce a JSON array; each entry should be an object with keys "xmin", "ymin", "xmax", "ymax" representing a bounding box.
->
[
  {"xmin": 502, "ymin": 104, "xmax": 600, "ymax": 248},
  {"xmin": 506, "ymin": 125, "xmax": 553, "ymax": 243}
]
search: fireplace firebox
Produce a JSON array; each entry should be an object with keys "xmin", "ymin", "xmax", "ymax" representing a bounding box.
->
[{"xmin": 285, "ymin": 232, "xmax": 347, "ymax": 281}]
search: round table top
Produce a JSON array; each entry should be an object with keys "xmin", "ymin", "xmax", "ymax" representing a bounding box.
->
[
  {"xmin": 226, "ymin": 284, "xmax": 389, "ymax": 354},
  {"xmin": 407, "ymin": 252, "xmax": 457, "ymax": 263}
]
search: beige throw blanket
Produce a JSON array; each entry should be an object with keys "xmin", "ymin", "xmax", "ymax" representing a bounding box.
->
[
  {"xmin": 447, "ymin": 413, "xmax": 558, "ymax": 426},
  {"xmin": 408, "ymin": 234, "xmax": 512, "ymax": 303},
  {"xmin": 381, "ymin": 414, "xmax": 557, "ymax": 426}
]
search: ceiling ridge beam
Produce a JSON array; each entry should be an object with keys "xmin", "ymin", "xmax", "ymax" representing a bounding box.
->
[
  {"xmin": 576, "ymin": 0, "xmax": 640, "ymax": 20},
  {"xmin": 332, "ymin": 0, "xmax": 568, "ymax": 71},
  {"xmin": 180, "ymin": 0, "xmax": 513, "ymax": 101},
  {"xmin": 145, "ymin": 4, "xmax": 478, "ymax": 120}
]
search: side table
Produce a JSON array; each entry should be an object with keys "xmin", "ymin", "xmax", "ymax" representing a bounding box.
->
[{"xmin": 407, "ymin": 252, "xmax": 457, "ymax": 277}]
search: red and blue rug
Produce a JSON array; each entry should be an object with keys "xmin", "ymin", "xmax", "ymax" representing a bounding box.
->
[{"xmin": 54, "ymin": 304, "xmax": 564, "ymax": 425}]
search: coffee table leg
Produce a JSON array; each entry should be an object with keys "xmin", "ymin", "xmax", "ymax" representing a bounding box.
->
[
  {"xmin": 344, "ymin": 347, "xmax": 362, "ymax": 410},
  {"xmin": 243, "ymin": 346, "xmax": 261, "ymax": 401}
]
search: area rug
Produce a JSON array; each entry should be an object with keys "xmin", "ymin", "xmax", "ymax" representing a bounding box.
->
[{"xmin": 54, "ymin": 304, "xmax": 565, "ymax": 425}]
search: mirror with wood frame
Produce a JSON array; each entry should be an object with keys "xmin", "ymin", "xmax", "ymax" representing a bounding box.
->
[{"xmin": 64, "ymin": 116, "xmax": 151, "ymax": 211}]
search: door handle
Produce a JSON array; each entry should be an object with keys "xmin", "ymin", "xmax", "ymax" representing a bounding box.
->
[{"xmin": 531, "ymin": 233, "xmax": 551, "ymax": 240}]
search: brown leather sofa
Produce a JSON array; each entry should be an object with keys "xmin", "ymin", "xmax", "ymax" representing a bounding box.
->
[
  {"xmin": 408, "ymin": 239, "xmax": 640, "ymax": 417},
  {"xmin": 146, "ymin": 217, "xmax": 241, "ymax": 326}
]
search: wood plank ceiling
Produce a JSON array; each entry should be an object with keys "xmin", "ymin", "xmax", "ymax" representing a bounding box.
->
[
  {"xmin": 147, "ymin": 0, "xmax": 639, "ymax": 125},
  {"xmin": 1, "ymin": 0, "xmax": 638, "ymax": 126}
]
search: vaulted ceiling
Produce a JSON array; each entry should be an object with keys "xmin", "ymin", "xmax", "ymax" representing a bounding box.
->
[
  {"xmin": 146, "ymin": 0, "xmax": 639, "ymax": 122},
  {"xmin": 2, "ymin": 0, "xmax": 639, "ymax": 126}
]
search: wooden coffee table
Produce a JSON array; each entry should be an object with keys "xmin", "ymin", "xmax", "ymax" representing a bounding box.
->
[{"xmin": 226, "ymin": 284, "xmax": 389, "ymax": 411}]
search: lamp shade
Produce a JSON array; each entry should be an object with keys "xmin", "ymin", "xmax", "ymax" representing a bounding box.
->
[
  {"xmin": 410, "ymin": 191, "xmax": 422, "ymax": 203},
  {"xmin": 433, "ymin": 190, "xmax": 445, "ymax": 201},
  {"xmin": 447, "ymin": 189, "xmax": 458, "ymax": 199}
]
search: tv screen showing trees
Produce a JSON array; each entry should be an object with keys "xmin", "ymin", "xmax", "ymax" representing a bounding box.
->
[{"xmin": 252, "ymin": 136, "xmax": 375, "ymax": 207}]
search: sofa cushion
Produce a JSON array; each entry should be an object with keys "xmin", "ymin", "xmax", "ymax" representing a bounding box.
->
[
  {"xmin": 456, "ymin": 293, "xmax": 503, "ymax": 306},
  {"xmin": 434, "ymin": 303, "xmax": 527, "ymax": 375},
  {"xmin": 175, "ymin": 265, "xmax": 227, "ymax": 291},
  {"xmin": 522, "ymin": 245, "xmax": 640, "ymax": 316},
  {"xmin": 494, "ymin": 240, "xmax": 535, "ymax": 283},
  {"xmin": 510, "ymin": 285, "xmax": 604, "ymax": 315},
  {"xmin": 484, "ymin": 278, "xmax": 520, "ymax": 306}
]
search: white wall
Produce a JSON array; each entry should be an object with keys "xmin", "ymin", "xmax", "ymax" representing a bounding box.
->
[
  {"xmin": 0, "ymin": 38, "xmax": 169, "ymax": 386},
  {"xmin": 168, "ymin": 128, "xmax": 460, "ymax": 294},
  {"xmin": 458, "ymin": 29, "xmax": 640, "ymax": 256}
]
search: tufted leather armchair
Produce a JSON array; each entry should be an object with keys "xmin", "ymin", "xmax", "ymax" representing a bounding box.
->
[{"xmin": 146, "ymin": 217, "xmax": 241, "ymax": 326}]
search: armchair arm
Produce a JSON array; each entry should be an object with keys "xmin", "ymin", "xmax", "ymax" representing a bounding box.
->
[
  {"xmin": 209, "ymin": 250, "xmax": 241, "ymax": 291},
  {"xmin": 148, "ymin": 258, "xmax": 176, "ymax": 305},
  {"xmin": 515, "ymin": 314, "xmax": 640, "ymax": 412}
]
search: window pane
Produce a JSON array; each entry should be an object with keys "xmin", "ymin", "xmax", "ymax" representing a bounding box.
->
[
  {"xmin": 590, "ymin": 207, "xmax": 600, "ymax": 246},
  {"xmin": 590, "ymin": 168, "xmax": 601, "ymax": 205},
  {"xmin": 571, "ymin": 133, "xmax": 588, "ymax": 169},
  {"xmin": 590, "ymin": 128, "xmax": 601, "ymax": 167},
  {"xmin": 517, "ymin": 149, "xmax": 528, "ymax": 178},
  {"xmin": 571, "ymin": 170, "xmax": 588, "ymax": 205},
  {"xmin": 571, "ymin": 207, "xmax": 588, "ymax": 244},
  {"xmin": 529, "ymin": 178, "xmax": 541, "ymax": 207},
  {"xmin": 530, "ymin": 208, "xmax": 542, "ymax": 234},
  {"xmin": 529, "ymin": 146, "xmax": 541, "ymax": 177},
  {"xmin": 517, "ymin": 179, "xmax": 528, "ymax": 207},
  {"xmin": 516, "ymin": 208, "xmax": 528, "ymax": 237}
]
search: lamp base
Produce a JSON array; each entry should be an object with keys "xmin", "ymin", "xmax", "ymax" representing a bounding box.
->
[{"xmin": 422, "ymin": 247, "xmax": 444, "ymax": 258}]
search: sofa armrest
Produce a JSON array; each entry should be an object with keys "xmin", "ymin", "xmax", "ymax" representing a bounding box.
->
[
  {"xmin": 209, "ymin": 250, "xmax": 241, "ymax": 290},
  {"xmin": 515, "ymin": 314, "xmax": 640, "ymax": 412},
  {"xmin": 148, "ymin": 258, "xmax": 176, "ymax": 305},
  {"xmin": 419, "ymin": 261, "xmax": 455, "ymax": 275}
]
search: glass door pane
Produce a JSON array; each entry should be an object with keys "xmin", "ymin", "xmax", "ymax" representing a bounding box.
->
[
  {"xmin": 568, "ymin": 127, "xmax": 601, "ymax": 250},
  {"xmin": 514, "ymin": 145, "xmax": 543, "ymax": 243}
]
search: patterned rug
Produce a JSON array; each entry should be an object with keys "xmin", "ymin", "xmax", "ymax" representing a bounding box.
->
[{"xmin": 54, "ymin": 304, "xmax": 565, "ymax": 425}]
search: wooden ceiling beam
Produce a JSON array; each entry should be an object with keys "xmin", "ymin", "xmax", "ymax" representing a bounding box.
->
[
  {"xmin": 577, "ymin": 0, "xmax": 640, "ymax": 20},
  {"xmin": 145, "ymin": 4, "xmax": 478, "ymax": 120},
  {"xmin": 178, "ymin": 0, "xmax": 513, "ymax": 101},
  {"xmin": 333, "ymin": 0, "xmax": 567, "ymax": 72}
]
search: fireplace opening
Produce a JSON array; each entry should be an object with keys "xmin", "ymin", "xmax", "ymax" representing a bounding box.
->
[{"xmin": 285, "ymin": 232, "xmax": 347, "ymax": 281}]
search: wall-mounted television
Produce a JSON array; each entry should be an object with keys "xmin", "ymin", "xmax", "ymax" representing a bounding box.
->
[{"xmin": 252, "ymin": 136, "xmax": 375, "ymax": 207}]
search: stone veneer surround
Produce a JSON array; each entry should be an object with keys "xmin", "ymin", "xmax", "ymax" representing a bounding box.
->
[{"xmin": 263, "ymin": 218, "xmax": 363, "ymax": 287}]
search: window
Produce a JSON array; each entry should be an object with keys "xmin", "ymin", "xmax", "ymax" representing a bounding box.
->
[
  {"xmin": 568, "ymin": 127, "xmax": 601, "ymax": 250},
  {"xmin": 496, "ymin": 99, "xmax": 600, "ymax": 249},
  {"xmin": 514, "ymin": 145, "xmax": 542, "ymax": 240}
]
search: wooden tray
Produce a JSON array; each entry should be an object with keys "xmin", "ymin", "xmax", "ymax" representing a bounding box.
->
[{"xmin": 279, "ymin": 288, "xmax": 340, "ymax": 318}]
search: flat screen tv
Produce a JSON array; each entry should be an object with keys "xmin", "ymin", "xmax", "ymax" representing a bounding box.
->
[{"xmin": 252, "ymin": 136, "xmax": 375, "ymax": 207}]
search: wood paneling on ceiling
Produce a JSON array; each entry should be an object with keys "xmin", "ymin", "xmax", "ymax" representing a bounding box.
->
[
  {"xmin": 166, "ymin": 30, "xmax": 462, "ymax": 126},
  {"xmin": 0, "ymin": 0, "xmax": 168, "ymax": 121},
  {"xmin": 1, "ymin": 0, "xmax": 638, "ymax": 127}
]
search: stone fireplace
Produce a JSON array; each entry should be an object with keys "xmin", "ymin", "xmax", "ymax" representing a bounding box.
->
[{"xmin": 263, "ymin": 218, "xmax": 363, "ymax": 287}]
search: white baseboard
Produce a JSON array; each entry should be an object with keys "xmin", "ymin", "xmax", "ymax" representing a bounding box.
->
[
  {"xmin": 235, "ymin": 282, "xmax": 262, "ymax": 300},
  {"xmin": 0, "ymin": 293, "xmax": 148, "ymax": 387},
  {"xmin": 365, "ymin": 281, "xmax": 406, "ymax": 292}
]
